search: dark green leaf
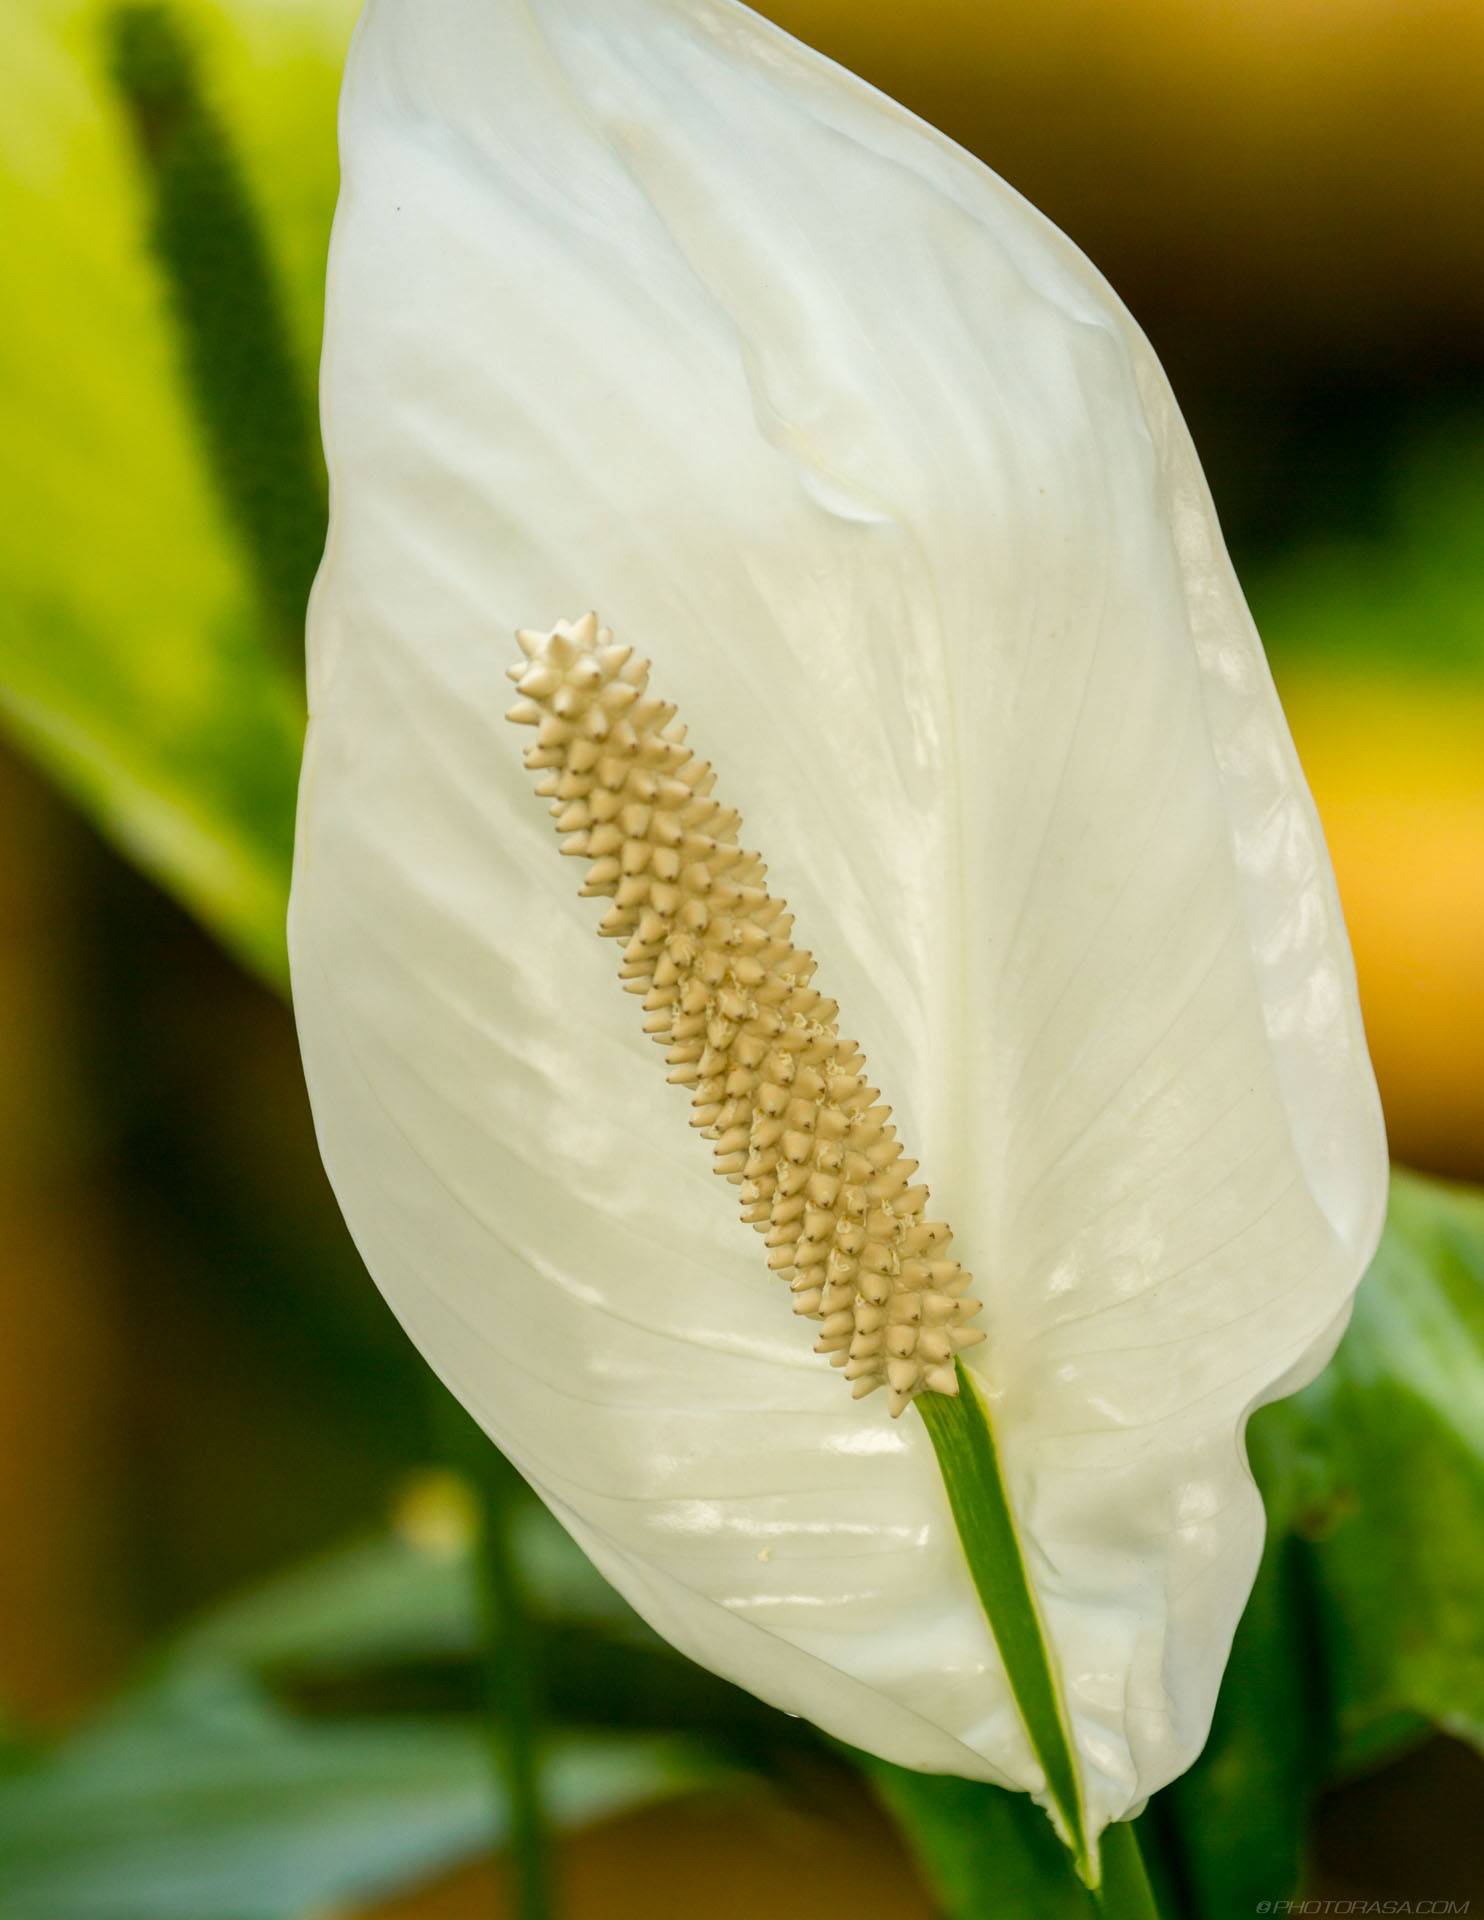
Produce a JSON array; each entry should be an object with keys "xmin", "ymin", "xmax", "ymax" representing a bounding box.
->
[
  {"xmin": 865, "ymin": 1761, "xmax": 1096, "ymax": 1920},
  {"xmin": 1162, "ymin": 1528, "xmax": 1325, "ymax": 1917},
  {"xmin": 1159, "ymin": 1168, "xmax": 1484, "ymax": 1918},
  {"xmin": 1271, "ymin": 1169, "xmax": 1484, "ymax": 1766}
]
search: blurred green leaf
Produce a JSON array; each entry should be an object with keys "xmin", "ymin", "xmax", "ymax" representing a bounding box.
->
[
  {"xmin": 0, "ymin": 1659, "xmax": 495, "ymax": 1920},
  {"xmin": 0, "ymin": 596, "xmax": 300, "ymax": 989},
  {"xmin": 0, "ymin": 0, "xmax": 349, "ymax": 987},
  {"xmin": 0, "ymin": 1503, "xmax": 723, "ymax": 1920},
  {"xmin": 0, "ymin": 1679, "xmax": 703, "ymax": 1920}
]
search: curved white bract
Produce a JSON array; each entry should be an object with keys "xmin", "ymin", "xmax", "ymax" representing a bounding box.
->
[{"xmin": 290, "ymin": 0, "xmax": 1388, "ymax": 1833}]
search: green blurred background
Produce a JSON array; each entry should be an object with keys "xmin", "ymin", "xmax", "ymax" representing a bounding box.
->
[{"xmin": 1, "ymin": 0, "xmax": 1482, "ymax": 1913}]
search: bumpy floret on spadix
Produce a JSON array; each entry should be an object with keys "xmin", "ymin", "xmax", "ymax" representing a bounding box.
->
[{"xmin": 506, "ymin": 614, "xmax": 984, "ymax": 1415}]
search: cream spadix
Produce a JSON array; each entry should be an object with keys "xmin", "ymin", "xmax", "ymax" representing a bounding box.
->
[
  {"xmin": 290, "ymin": 0, "xmax": 1388, "ymax": 1837},
  {"xmin": 506, "ymin": 613, "xmax": 984, "ymax": 1416}
]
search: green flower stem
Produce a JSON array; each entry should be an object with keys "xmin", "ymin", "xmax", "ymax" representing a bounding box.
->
[
  {"xmin": 438, "ymin": 1394, "xmax": 558, "ymax": 1920},
  {"xmin": 918, "ymin": 1359, "xmax": 1131, "ymax": 1901},
  {"xmin": 472, "ymin": 1479, "xmax": 557, "ymax": 1920}
]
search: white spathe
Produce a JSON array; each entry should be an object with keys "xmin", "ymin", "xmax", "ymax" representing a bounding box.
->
[{"xmin": 290, "ymin": 0, "xmax": 1388, "ymax": 1836}]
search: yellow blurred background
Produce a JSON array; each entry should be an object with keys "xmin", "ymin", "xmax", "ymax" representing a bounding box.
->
[{"xmin": 1, "ymin": 0, "xmax": 1481, "ymax": 1910}]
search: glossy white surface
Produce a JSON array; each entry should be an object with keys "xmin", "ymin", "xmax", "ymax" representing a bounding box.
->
[{"xmin": 290, "ymin": 0, "xmax": 1388, "ymax": 1832}]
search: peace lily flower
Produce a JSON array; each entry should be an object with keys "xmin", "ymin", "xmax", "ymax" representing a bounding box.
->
[{"xmin": 289, "ymin": 0, "xmax": 1388, "ymax": 1869}]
